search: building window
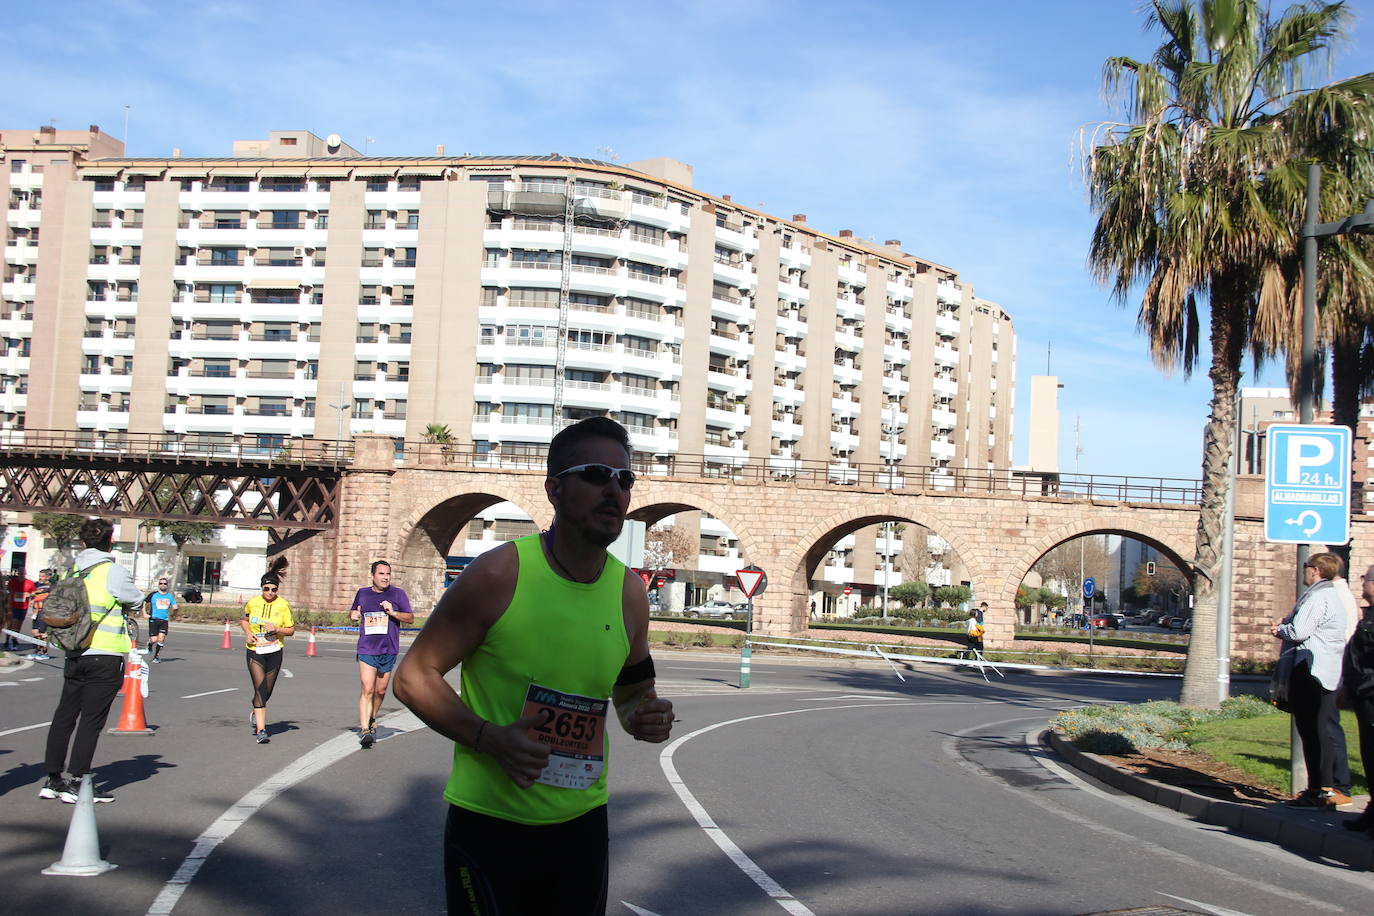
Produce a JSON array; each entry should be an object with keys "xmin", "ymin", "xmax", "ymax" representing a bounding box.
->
[
  {"xmin": 507, "ymin": 402, "xmax": 553, "ymax": 419},
  {"xmin": 207, "ymin": 284, "xmax": 238, "ymax": 303}
]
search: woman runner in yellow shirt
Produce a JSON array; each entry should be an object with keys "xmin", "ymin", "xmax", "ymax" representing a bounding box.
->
[{"xmin": 240, "ymin": 558, "xmax": 294, "ymax": 744}]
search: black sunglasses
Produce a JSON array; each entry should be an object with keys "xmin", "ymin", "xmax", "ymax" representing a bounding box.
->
[{"xmin": 555, "ymin": 463, "xmax": 636, "ymax": 490}]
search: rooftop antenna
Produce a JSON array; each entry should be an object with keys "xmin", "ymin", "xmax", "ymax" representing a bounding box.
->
[
  {"xmin": 1046, "ymin": 342, "xmax": 1051, "ymax": 375},
  {"xmin": 122, "ymin": 105, "xmax": 130, "ymax": 146},
  {"xmin": 365, "ymin": 137, "xmax": 375, "ymax": 156},
  {"xmin": 594, "ymin": 145, "xmax": 620, "ymax": 162}
]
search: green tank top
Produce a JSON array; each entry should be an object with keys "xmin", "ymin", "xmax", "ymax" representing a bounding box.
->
[{"xmin": 444, "ymin": 533, "xmax": 630, "ymax": 824}]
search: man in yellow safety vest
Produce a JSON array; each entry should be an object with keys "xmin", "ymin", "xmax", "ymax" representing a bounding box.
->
[{"xmin": 39, "ymin": 518, "xmax": 144, "ymax": 804}]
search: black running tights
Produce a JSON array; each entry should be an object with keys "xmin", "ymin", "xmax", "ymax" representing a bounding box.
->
[{"xmin": 246, "ymin": 650, "xmax": 282, "ymax": 708}]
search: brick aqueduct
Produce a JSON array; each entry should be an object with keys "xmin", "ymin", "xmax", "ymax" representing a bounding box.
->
[{"xmin": 289, "ymin": 437, "xmax": 1371, "ymax": 663}]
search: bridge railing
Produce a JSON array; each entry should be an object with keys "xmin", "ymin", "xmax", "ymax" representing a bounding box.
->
[
  {"xmin": 0, "ymin": 429, "xmax": 1212, "ymax": 507},
  {"xmin": 403, "ymin": 440, "xmax": 1205, "ymax": 506},
  {"xmin": 0, "ymin": 429, "xmax": 353, "ymax": 468}
]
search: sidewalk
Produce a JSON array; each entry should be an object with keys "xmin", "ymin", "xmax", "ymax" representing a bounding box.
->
[{"xmin": 1048, "ymin": 729, "xmax": 1374, "ymax": 869}]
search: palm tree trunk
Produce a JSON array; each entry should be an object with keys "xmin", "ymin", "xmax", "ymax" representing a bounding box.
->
[
  {"xmin": 1180, "ymin": 284, "xmax": 1246, "ymax": 708},
  {"xmin": 1331, "ymin": 329, "xmax": 1365, "ymax": 536}
]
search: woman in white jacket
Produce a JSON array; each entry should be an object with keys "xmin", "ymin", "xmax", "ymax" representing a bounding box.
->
[{"xmin": 1271, "ymin": 552, "xmax": 1350, "ymax": 808}]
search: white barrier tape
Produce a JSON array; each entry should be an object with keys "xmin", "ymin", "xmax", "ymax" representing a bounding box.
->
[
  {"xmin": 746, "ymin": 639, "xmax": 1182, "ymax": 678},
  {"xmin": 867, "ymin": 643, "xmax": 906, "ymax": 682},
  {"xmin": 2, "ymin": 628, "xmax": 46, "ymax": 647}
]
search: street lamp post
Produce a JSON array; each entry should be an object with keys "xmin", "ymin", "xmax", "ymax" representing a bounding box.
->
[
  {"xmin": 329, "ymin": 382, "xmax": 348, "ymax": 458},
  {"xmin": 1286, "ymin": 165, "xmax": 1374, "ymax": 793},
  {"xmin": 882, "ymin": 401, "xmax": 906, "ymax": 613}
]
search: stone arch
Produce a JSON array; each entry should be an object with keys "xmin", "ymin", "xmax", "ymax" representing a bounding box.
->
[
  {"xmin": 989, "ymin": 510, "xmax": 1197, "ymax": 642},
  {"xmin": 629, "ymin": 481, "xmax": 755, "ymax": 561},
  {"xmin": 773, "ymin": 495, "xmax": 982, "ymax": 633},
  {"xmin": 392, "ymin": 484, "xmax": 550, "ymax": 611},
  {"xmin": 630, "ymin": 482, "xmax": 750, "ymax": 541}
]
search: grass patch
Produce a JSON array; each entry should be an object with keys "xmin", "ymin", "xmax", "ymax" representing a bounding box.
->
[
  {"xmin": 649, "ymin": 629, "xmax": 743, "ymax": 648},
  {"xmin": 1012, "ymin": 632, "xmax": 1189, "ymax": 653},
  {"xmin": 1188, "ymin": 709, "xmax": 1369, "ymax": 795},
  {"xmin": 169, "ymin": 604, "xmax": 357, "ymax": 628},
  {"xmin": 1052, "ymin": 697, "xmax": 1368, "ymax": 795},
  {"xmin": 650, "ymin": 615, "xmax": 745, "ymax": 631}
]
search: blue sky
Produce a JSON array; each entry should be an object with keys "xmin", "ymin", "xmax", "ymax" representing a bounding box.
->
[{"xmin": 11, "ymin": 0, "xmax": 1372, "ymax": 479}]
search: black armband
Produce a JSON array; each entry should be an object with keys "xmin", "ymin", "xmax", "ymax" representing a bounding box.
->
[{"xmin": 616, "ymin": 654, "xmax": 656, "ymax": 686}]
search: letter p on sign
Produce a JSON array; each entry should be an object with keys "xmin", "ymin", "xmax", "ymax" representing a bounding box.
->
[{"xmin": 1284, "ymin": 435, "xmax": 1334, "ymax": 484}]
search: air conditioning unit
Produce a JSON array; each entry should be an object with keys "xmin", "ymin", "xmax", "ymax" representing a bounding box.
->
[
  {"xmin": 716, "ymin": 536, "xmax": 731, "ymax": 548},
  {"xmin": 293, "ymin": 246, "xmax": 307, "ymax": 257}
]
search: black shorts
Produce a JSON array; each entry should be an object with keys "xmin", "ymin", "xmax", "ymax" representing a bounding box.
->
[
  {"xmin": 148, "ymin": 618, "xmax": 169, "ymax": 638},
  {"xmin": 444, "ymin": 804, "xmax": 608, "ymax": 915}
]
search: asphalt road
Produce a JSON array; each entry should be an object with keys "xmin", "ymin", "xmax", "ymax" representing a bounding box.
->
[{"xmin": 3, "ymin": 629, "xmax": 1373, "ymax": 915}]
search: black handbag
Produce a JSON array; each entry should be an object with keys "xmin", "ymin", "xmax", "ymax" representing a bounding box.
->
[{"xmin": 1269, "ymin": 648, "xmax": 1294, "ymax": 713}]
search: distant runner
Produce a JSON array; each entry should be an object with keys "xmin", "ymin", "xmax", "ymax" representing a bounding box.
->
[
  {"xmin": 29, "ymin": 568, "xmax": 53, "ymax": 661},
  {"xmin": 6, "ymin": 572, "xmax": 35, "ymax": 652},
  {"xmin": 144, "ymin": 577, "xmax": 178, "ymax": 663},
  {"xmin": 348, "ymin": 560, "xmax": 413, "ymax": 749}
]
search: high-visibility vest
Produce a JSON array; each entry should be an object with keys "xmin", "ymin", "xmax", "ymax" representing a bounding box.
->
[{"xmin": 84, "ymin": 562, "xmax": 131, "ymax": 654}]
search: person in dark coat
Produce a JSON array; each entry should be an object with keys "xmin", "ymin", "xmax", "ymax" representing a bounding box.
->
[{"xmin": 1341, "ymin": 564, "xmax": 1374, "ymax": 831}]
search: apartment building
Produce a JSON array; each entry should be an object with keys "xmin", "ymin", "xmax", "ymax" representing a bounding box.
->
[{"xmin": 2, "ymin": 127, "xmax": 1016, "ymax": 601}]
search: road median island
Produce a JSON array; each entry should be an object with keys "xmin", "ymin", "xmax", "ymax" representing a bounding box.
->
[{"xmin": 1045, "ymin": 724, "xmax": 1374, "ymax": 871}]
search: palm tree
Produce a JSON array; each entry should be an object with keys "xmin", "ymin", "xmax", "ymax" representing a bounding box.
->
[
  {"xmin": 422, "ymin": 423, "xmax": 454, "ymax": 445},
  {"xmin": 1086, "ymin": 0, "xmax": 1374, "ymax": 707}
]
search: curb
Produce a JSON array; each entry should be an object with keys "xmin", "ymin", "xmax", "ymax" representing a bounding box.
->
[{"xmin": 1045, "ymin": 729, "xmax": 1374, "ymax": 870}]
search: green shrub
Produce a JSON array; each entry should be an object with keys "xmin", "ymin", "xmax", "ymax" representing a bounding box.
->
[
  {"xmin": 1232, "ymin": 657, "xmax": 1276, "ymax": 676},
  {"xmin": 1075, "ymin": 729, "xmax": 1139, "ymax": 755},
  {"xmin": 1052, "ymin": 697, "xmax": 1277, "ymax": 755},
  {"xmin": 1215, "ymin": 694, "xmax": 1274, "ymax": 720}
]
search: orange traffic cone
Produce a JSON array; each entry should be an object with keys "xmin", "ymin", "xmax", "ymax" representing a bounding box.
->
[
  {"xmin": 305, "ymin": 626, "xmax": 318, "ymax": 658},
  {"xmin": 108, "ymin": 662, "xmax": 152, "ymax": 735},
  {"xmin": 220, "ymin": 621, "xmax": 233, "ymax": 650}
]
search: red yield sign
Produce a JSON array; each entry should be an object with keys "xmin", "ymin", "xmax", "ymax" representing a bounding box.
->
[{"xmin": 736, "ymin": 568, "xmax": 767, "ymax": 599}]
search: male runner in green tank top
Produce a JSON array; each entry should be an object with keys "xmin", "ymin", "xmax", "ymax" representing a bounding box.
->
[{"xmin": 396, "ymin": 417, "xmax": 674, "ymax": 915}]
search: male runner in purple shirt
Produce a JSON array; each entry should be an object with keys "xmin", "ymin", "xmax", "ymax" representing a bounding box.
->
[{"xmin": 348, "ymin": 560, "xmax": 414, "ymax": 748}]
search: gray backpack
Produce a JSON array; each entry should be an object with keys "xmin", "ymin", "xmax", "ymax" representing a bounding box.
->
[{"xmin": 41, "ymin": 561, "xmax": 115, "ymax": 653}]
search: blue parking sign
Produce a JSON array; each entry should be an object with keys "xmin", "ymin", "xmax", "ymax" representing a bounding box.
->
[{"xmin": 1264, "ymin": 424, "xmax": 1351, "ymax": 545}]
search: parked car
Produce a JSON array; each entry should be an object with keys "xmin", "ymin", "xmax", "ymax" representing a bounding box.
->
[
  {"xmin": 1088, "ymin": 613, "xmax": 1119, "ymax": 629},
  {"xmin": 1170, "ymin": 615, "xmax": 1190, "ymax": 630},
  {"xmin": 685, "ymin": 600, "xmax": 737, "ymax": 619}
]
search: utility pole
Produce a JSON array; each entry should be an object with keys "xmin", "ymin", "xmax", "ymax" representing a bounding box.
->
[
  {"xmin": 1075, "ymin": 416, "xmax": 1085, "ymax": 611},
  {"xmin": 882, "ymin": 401, "xmax": 905, "ymax": 612},
  {"xmin": 329, "ymin": 382, "xmax": 348, "ymax": 457},
  {"xmin": 552, "ymin": 183, "xmax": 576, "ymax": 430}
]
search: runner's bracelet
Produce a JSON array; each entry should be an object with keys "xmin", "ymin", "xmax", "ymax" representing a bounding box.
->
[{"xmin": 473, "ymin": 720, "xmax": 487, "ymax": 753}]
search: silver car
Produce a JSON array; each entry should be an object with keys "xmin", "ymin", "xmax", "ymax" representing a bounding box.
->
[{"xmin": 685, "ymin": 600, "xmax": 737, "ymax": 619}]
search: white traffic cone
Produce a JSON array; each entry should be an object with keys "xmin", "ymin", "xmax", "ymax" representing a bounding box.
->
[{"xmin": 42, "ymin": 775, "xmax": 117, "ymax": 876}]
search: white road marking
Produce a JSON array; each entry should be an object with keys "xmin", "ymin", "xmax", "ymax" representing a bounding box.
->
[
  {"xmin": 282, "ymin": 669, "xmax": 293, "ymax": 678},
  {"xmin": 1156, "ymin": 893, "xmax": 1257, "ymax": 916},
  {"xmin": 144, "ymin": 708, "xmax": 423, "ymax": 916},
  {"xmin": 0, "ymin": 681, "xmax": 17, "ymax": 687},
  {"xmin": 20, "ymin": 676, "xmax": 43, "ymax": 682},
  {"xmin": 621, "ymin": 903, "xmax": 668, "ymax": 916},
  {"xmin": 993, "ymin": 724, "xmax": 1350, "ymax": 911},
  {"xmin": 805, "ymin": 693, "xmax": 907, "ymax": 701},
  {"xmin": 181, "ymin": 687, "xmax": 239, "ymax": 699},
  {"xmin": 0, "ymin": 720, "xmax": 50, "ymax": 737},
  {"xmin": 661, "ymin": 700, "xmax": 976, "ymax": 915}
]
